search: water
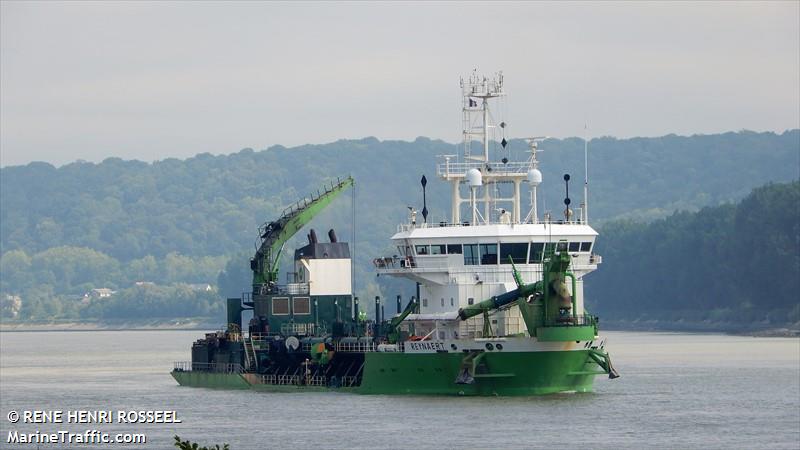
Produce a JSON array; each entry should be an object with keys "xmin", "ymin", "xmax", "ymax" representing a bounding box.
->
[{"xmin": 1, "ymin": 330, "xmax": 798, "ymax": 449}]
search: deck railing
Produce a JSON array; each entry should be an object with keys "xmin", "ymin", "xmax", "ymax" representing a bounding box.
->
[
  {"xmin": 173, "ymin": 361, "xmax": 244, "ymax": 373},
  {"xmin": 543, "ymin": 314, "xmax": 598, "ymax": 328}
]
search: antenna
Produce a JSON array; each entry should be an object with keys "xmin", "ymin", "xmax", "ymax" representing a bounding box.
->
[{"xmin": 583, "ymin": 124, "xmax": 589, "ymax": 224}]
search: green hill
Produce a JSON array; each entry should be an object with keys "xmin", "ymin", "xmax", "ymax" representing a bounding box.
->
[
  {"xmin": 0, "ymin": 130, "xmax": 798, "ymax": 325},
  {"xmin": 588, "ymin": 181, "xmax": 800, "ymax": 330}
]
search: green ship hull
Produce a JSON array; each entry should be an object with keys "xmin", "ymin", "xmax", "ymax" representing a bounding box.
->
[{"xmin": 172, "ymin": 348, "xmax": 604, "ymax": 396}]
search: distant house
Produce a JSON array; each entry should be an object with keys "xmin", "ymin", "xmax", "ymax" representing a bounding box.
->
[
  {"xmin": 187, "ymin": 283, "xmax": 214, "ymax": 292},
  {"xmin": 134, "ymin": 281, "xmax": 155, "ymax": 287},
  {"xmin": 1, "ymin": 294, "xmax": 21, "ymax": 318},
  {"xmin": 85, "ymin": 288, "xmax": 115, "ymax": 300}
]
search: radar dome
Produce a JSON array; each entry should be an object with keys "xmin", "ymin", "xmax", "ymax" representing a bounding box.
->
[
  {"xmin": 527, "ymin": 168, "xmax": 542, "ymax": 185},
  {"xmin": 467, "ymin": 168, "xmax": 483, "ymax": 187}
]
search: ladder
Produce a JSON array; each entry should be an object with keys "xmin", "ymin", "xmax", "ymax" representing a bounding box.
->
[{"xmin": 243, "ymin": 336, "xmax": 257, "ymax": 371}]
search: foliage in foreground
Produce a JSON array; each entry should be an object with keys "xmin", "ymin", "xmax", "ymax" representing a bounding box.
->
[{"xmin": 174, "ymin": 435, "xmax": 230, "ymax": 450}]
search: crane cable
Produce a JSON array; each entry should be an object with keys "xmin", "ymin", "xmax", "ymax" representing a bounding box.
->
[{"xmin": 351, "ymin": 178, "xmax": 356, "ymax": 297}]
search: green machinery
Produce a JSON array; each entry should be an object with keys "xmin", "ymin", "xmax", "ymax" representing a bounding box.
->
[
  {"xmin": 384, "ymin": 297, "xmax": 418, "ymax": 344},
  {"xmin": 250, "ymin": 176, "xmax": 354, "ymax": 295},
  {"xmin": 456, "ymin": 241, "xmax": 596, "ymax": 341}
]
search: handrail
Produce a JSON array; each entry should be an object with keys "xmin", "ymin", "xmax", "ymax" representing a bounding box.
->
[
  {"xmin": 437, "ymin": 161, "xmax": 530, "ymax": 177},
  {"xmin": 173, "ymin": 361, "xmax": 244, "ymax": 373},
  {"xmin": 395, "ymin": 216, "xmax": 587, "ymax": 232},
  {"xmin": 542, "ymin": 314, "xmax": 597, "ymax": 327}
]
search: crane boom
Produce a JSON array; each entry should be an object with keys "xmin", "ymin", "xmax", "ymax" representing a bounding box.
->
[
  {"xmin": 386, "ymin": 298, "xmax": 418, "ymax": 343},
  {"xmin": 250, "ymin": 176, "xmax": 354, "ymax": 294}
]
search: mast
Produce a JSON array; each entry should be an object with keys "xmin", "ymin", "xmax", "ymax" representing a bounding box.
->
[
  {"xmin": 524, "ymin": 138, "xmax": 543, "ymax": 224},
  {"xmin": 454, "ymin": 71, "xmax": 506, "ymax": 225},
  {"xmin": 441, "ymin": 72, "xmax": 540, "ymax": 226}
]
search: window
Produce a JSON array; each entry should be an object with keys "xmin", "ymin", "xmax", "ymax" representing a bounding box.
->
[
  {"xmin": 440, "ymin": 298, "xmax": 445, "ymax": 307},
  {"xmin": 293, "ymin": 297, "xmax": 310, "ymax": 315},
  {"xmin": 415, "ymin": 245, "xmax": 430, "ymax": 255},
  {"xmin": 500, "ymin": 243, "xmax": 528, "ymax": 265},
  {"xmin": 556, "ymin": 241, "xmax": 568, "ymax": 252},
  {"xmin": 431, "ymin": 244, "xmax": 446, "ymax": 255},
  {"xmin": 272, "ymin": 297, "xmax": 289, "ymax": 315},
  {"xmin": 447, "ymin": 244, "xmax": 462, "ymax": 254},
  {"xmin": 569, "ymin": 242, "xmax": 580, "ymax": 252},
  {"xmin": 580, "ymin": 242, "xmax": 592, "ymax": 252},
  {"xmin": 480, "ymin": 244, "xmax": 498, "ymax": 265},
  {"xmin": 463, "ymin": 244, "xmax": 479, "ymax": 265},
  {"xmin": 422, "ymin": 298, "xmax": 428, "ymax": 307},
  {"xmin": 397, "ymin": 246, "xmax": 406, "ymax": 256},
  {"xmin": 468, "ymin": 298, "xmax": 474, "ymax": 305},
  {"xmin": 544, "ymin": 242, "xmax": 556, "ymax": 257},
  {"xmin": 529, "ymin": 243, "xmax": 544, "ymax": 263},
  {"xmin": 450, "ymin": 297, "xmax": 454, "ymax": 306}
]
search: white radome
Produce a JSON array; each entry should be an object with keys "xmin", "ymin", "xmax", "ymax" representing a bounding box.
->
[
  {"xmin": 467, "ymin": 168, "xmax": 483, "ymax": 187},
  {"xmin": 527, "ymin": 168, "xmax": 542, "ymax": 185}
]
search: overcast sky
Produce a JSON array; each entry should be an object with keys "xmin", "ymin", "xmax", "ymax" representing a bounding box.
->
[{"xmin": 1, "ymin": 1, "xmax": 798, "ymax": 167}]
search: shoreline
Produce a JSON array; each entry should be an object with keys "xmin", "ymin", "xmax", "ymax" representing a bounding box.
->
[
  {"xmin": 2, "ymin": 319, "xmax": 798, "ymax": 337},
  {"xmin": 0, "ymin": 319, "xmax": 219, "ymax": 332},
  {"xmin": 601, "ymin": 320, "xmax": 800, "ymax": 337}
]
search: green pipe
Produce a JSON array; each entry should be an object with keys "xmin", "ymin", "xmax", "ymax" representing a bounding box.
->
[{"xmin": 565, "ymin": 272, "xmax": 577, "ymax": 318}]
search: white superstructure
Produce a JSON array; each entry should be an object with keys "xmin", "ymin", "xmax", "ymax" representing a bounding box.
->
[{"xmin": 374, "ymin": 72, "xmax": 600, "ymax": 338}]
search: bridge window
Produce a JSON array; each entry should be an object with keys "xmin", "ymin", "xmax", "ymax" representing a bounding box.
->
[
  {"xmin": 463, "ymin": 244, "xmax": 479, "ymax": 265},
  {"xmin": 557, "ymin": 241, "xmax": 568, "ymax": 252},
  {"xmin": 431, "ymin": 244, "xmax": 446, "ymax": 255},
  {"xmin": 447, "ymin": 244, "xmax": 462, "ymax": 254},
  {"xmin": 544, "ymin": 242, "xmax": 556, "ymax": 257},
  {"xmin": 272, "ymin": 297, "xmax": 289, "ymax": 315},
  {"xmin": 529, "ymin": 243, "xmax": 544, "ymax": 263},
  {"xmin": 480, "ymin": 244, "xmax": 498, "ymax": 265},
  {"xmin": 293, "ymin": 297, "xmax": 310, "ymax": 315},
  {"xmin": 500, "ymin": 243, "xmax": 528, "ymax": 264},
  {"xmin": 569, "ymin": 242, "xmax": 580, "ymax": 252},
  {"xmin": 415, "ymin": 245, "xmax": 430, "ymax": 255},
  {"xmin": 397, "ymin": 246, "xmax": 406, "ymax": 256},
  {"xmin": 581, "ymin": 242, "xmax": 592, "ymax": 252}
]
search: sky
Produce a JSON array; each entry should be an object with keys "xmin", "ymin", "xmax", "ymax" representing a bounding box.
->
[{"xmin": 1, "ymin": 1, "xmax": 798, "ymax": 167}]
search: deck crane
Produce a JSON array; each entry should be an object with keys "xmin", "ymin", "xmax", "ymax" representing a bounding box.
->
[{"xmin": 250, "ymin": 176, "xmax": 354, "ymax": 295}]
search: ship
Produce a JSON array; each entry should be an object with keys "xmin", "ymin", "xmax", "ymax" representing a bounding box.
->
[{"xmin": 171, "ymin": 72, "xmax": 619, "ymax": 395}]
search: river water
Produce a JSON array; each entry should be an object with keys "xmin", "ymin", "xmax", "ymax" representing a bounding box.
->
[{"xmin": 0, "ymin": 330, "xmax": 798, "ymax": 449}]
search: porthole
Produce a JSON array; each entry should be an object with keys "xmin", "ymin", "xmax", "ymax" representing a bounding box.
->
[
  {"xmin": 485, "ymin": 343, "xmax": 494, "ymax": 351},
  {"xmin": 450, "ymin": 344, "xmax": 458, "ymax": 351},
  {"xmin": 496, "ymin": 343, "xmax": 504, "ymax": 351}
]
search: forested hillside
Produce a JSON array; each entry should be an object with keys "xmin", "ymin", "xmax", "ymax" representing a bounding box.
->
[
  {"xmin": 588, "ymin": 181, "xmax": 800, "ymax": 329},
  {"xmin": 0, "ymin": 130, "xmax": 798, "ymax": 324}
]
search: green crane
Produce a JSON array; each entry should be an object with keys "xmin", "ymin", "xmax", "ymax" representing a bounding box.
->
[
  {"xmin": 386, "ymin": 297, "xmax": 418, "ymax": 343},
  {"xmin": 250, "ymin": 176, "xmax": 354, "ymax": 295},
  {"xmin": 456, "ymin": 242, "xmax": 577, "ymax": 335}
]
